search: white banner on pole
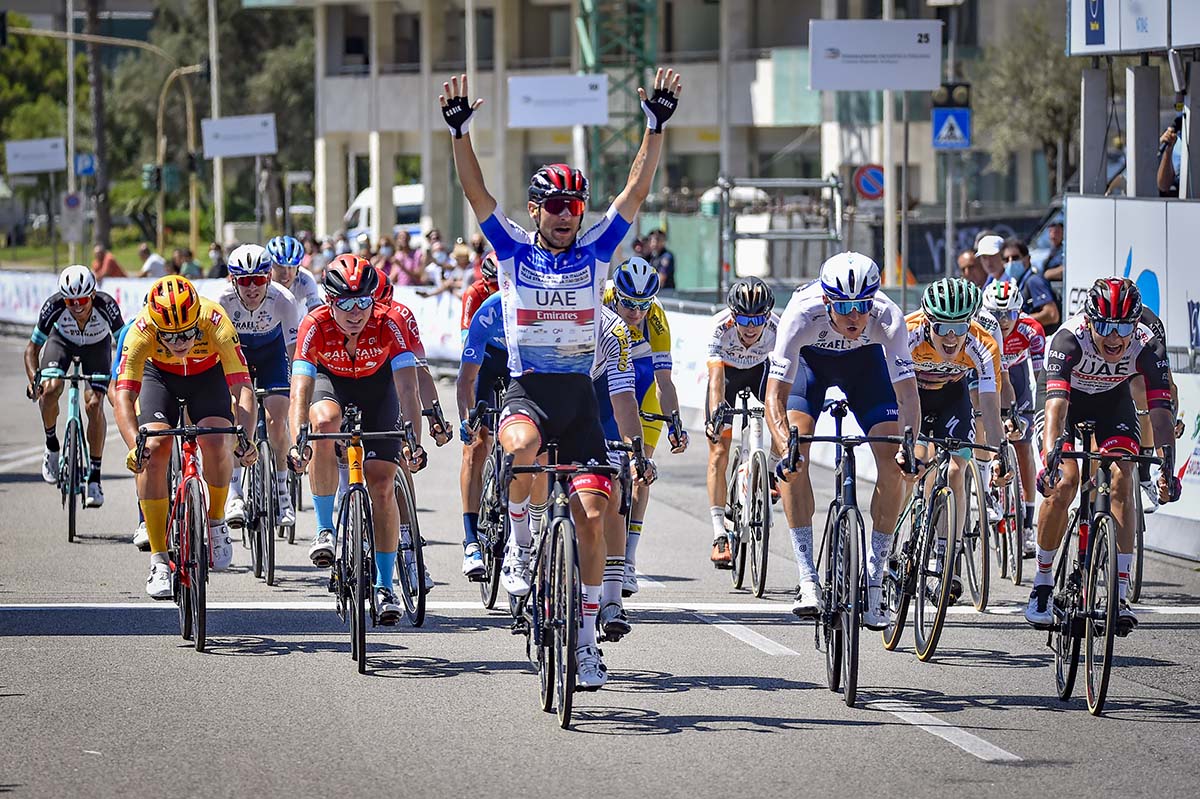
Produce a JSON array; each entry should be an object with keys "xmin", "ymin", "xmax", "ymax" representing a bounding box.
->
[
  {"xmin": 201, "ymin": 114, "xmax": 278, "ymax": 159},
  {"xmin": 4, "ymin": 138, "xmax": 68, "ymax": 175},
  {"xmin": 507, "ymin": 75, "xmax": 609, "ymax": 129},
  {"xmin": 808, "ymin": 20, "xmax": 943, "ymax": 91}
]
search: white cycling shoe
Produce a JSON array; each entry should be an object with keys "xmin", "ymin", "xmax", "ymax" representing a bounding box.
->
[
  {"xmin": 621, "ymin": 563, "xmax": 639, "ymax": 598},
  {"xmin": 862, "ymin": 585, "xmax": 889, "ymax": 630},
  {"xmin": 85, "ymin": 481, "xmax": 104, "ymax": 508},
  {"xmin": 1140, "ymin": 480, "xmax": 1160, "ymax": 514},
  {"xmin": 462, "ymin": 543, "xmax": 485, "ymax": 579},
  {"xmin": 792, "ymin": 579, "xmax": 822, "ymax": 618},
  {"xmin": 309, "ymin": 529, "xmax": 336, "ymax": 567},
  {"xmin": 41, "ymin": 447, "xmax": 59, "ymax": 484},
  {"xmin": 146, "ymin": 563, "xmax": 172, "ymax": 600},
  {"xmin": 209, "ymin": 522, "xmax": 234, "ymax": 570},
  {"xmin": 575, "ymin": 644, "xmax": 608, "ymax": 690},
  {"xmin": 224, "ymin": 495, "xmax": 245, "ymax": 529},
  {"xmin": 133, "ymin": 521, "xmax": 150, "ymax": 551},
  {"xmin": 276, "ymin": 489, "xmax": 296, "ymax": 527},
  {"xmin": 501, "ymin": 546, "xmax": 532, "ymax": 597}
]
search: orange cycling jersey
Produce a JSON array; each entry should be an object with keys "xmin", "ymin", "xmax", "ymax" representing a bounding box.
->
[
  {"xmin": 115, "ymin": 297, "xmax": 250, "ymax": 392},
  {"xmin": 905, "ymin": 311, "xmax": 1001, "ymax": 393}
]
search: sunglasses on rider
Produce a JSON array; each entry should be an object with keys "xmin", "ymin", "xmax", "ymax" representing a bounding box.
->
[
  {"xmin": 332, "ymin": 296, "xmax": 374, "ymax": 312},
  {"xmin": 157, "ymin": 327, "xmax": 201, "ymax": 345},
  {"xmin": 829, "ymin": 299, "xmax": 872, "ymax": 316},
  {"xmin": 540, "ymin": 197, "xmax": 586, "ymax": 216},
  {"xmin": 64, "ymin": 296, "xmax": 92, "ymax": 308},
  {"xmin": 618, "ymin": 296, "xmax": 654, "ymax": 312},
  {"xmin": 1000, "ymin": 309, "xmax": 1021, "ymax": 321},
  {"xmin": 931, "ymin": 321, "xmax": 971, "ymax": 337},
  {"xmin": 733, "ymin": 313, "xmax": 769, "ymax": 327},
  {"xmin": 234, "ymin": 274, "xmax": 270, "ymax": 287},
  {"xmin": 1092, "ymin": 319, "xmax": 1136, "ymax": 337}
]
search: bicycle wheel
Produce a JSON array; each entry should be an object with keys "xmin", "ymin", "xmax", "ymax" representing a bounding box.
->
[
  {"xmin": 344, "ymin": 488, "xmax": 369, "ymax": 673},
  {"xmin": 1085, "ymin": 513, "xmax": 1120, "ymax": 715},
  {"xmin": 960, "ymin": 461, "xmax": 989, "ymax": 612},
  {"xmin": 820, "ymin": 505, "xmax": 842, "ymax": 693},
  {"xmin": 551, "ymin": 516, "xmax": 580, "ymax": 729},
  {"xmin": 171, "ymin": 499, "xmax": 191, "ymax": 641},
  {"xmin": 748, "ymin": 451, "xmax": 772, "ymax": 598},
  {"xmin": 727, "ymin": 448, "xmax": 746, "ymax": 588},
  {"xmin": 186, "ymin": 479, "xmax": 208, "ymax": 653},
  {"xmin": 882, "ymin": 501, "xmax": 918, "ymax": 651},
  {"xmin": 287, "ymin": 469, "xmax": 301, "ymax": 543},
  {"xmin": 913, "ymin": 486, "xmax": 955, "ymax": 662},
  {"xmin": 247, "ymin": 457, "xmax": 264, "ymax": 578},
  {"xmin": 536, "ymin": 534, "xmax": 556, "ymax": 713},
  {"xmin": 1130, "ymin": 484, "xmax": 1145, "ymax": 603},
  {"xmin": 63, "ymin": 419, "xmax": 81, "ymax": 543},
  {"xmin": 478, "ymin": 453, "xmax": 503, "ymax": 609},
  {"xmin": 394, "ymin": 471, "xmax": 426, "ymax": 627},
  {"xmin": 260, "ymin": 441, "xmax": 277, "ymax": 586},
  {"xmin": 1053, "ymin": 511, "xmax": 1081, "ymax": 701},
  {"xmin": 837, "ymin": 509, "xmax": 863, "ymax": 707}
]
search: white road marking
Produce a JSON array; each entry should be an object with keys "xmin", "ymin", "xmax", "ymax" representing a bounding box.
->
[
  {"xmin": 691, "ymin": 612, "xmax": 801, "ymax": 655},
  {"xmin": 870, "ymin": 700, "xmax": 1022, "ymax": 763},
  {"xmin": 0, "ymin": 431, "xmax": 122, "ymax": 474},
  {"xmin": 0, "ymin": 444, "xmax": 45, "ymax": 463},
  {"xmin": 635, "ymin": 569, "xmax": 664, "ymax": 589}
]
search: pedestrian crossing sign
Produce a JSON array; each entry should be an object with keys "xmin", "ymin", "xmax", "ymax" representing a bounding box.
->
[{"xmin": 932, "ymin": 107, "xmax": 971, "ymax": 150}]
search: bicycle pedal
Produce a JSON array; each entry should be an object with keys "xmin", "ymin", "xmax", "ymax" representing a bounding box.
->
[
  {"xmin": 575, "ymin": 683, "xmax": 603, "ymax": 693},
  {"xmin": 466, "ymin": 574, "xmax": 487, "ymax": 583},
  {"xmin": 510, "ymin": 618, "xmax": 530, "ymax": 636}
]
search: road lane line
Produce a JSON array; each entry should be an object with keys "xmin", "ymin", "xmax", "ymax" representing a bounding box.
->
[
  {"xmin": 0, "ymin": 431, "xmax": 122, "ymax": 474},
  {"xmin": 870, "ymin": 700, "xmax": 1022, "ymax": 763},
  {"xmin": 0, "ymin": 444, "xmax": 44, "ymax": 463},
  {"xmin": 691, "ymin": 612, "xmax": 801, "ymax": 655},
  {"xmin": 635, "ymin": 570, "xmax": 664, "ymax": 589}
]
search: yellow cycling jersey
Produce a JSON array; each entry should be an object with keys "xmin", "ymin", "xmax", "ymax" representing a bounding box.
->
[
  {"xmin": 602, "ymin": 286, "xmax": 672, "ymax": 370},
  {"xmin": 115, "ymin": 297, "xmax": 251, "ymax": 392},
  {"xmin": 905, "ymin": 310, "xmax": 1000, "ymax": 393}
]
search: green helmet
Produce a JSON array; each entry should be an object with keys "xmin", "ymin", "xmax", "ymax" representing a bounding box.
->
[{"xmin": 922, "ymin": 278, "xmax": 981, "ymax": 323}]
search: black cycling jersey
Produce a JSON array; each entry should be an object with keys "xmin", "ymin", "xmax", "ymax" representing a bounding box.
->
[{"xmin": 32, "ymin": 291, "xmax": 124, "ymax": 347}]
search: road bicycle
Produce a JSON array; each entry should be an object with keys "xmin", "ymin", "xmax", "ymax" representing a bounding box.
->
[
  {"xmin": 709, "ymin": 389, "xmax": 773, "ymax": 597},
  {"xmin": 505, "ymin": 441, "xmax": 622, "ymax": 729},
  {"xmin": 39, "ymin": 358, "xmax": 109, "ymax": 543},
  {"xmin": 245, "ymin": 386, "xmax": 290, "ymax": 586},
  {"xmin": 882, "ymin": 434, "xmax": 1001, "ymax": 662},
  {"xmin": 1044, "ymin": 422, "xmax": 1162, "ymax": 715},
  {"xmin": 295, "ymin": 406, "xmax": 415, "ymax": 673},
  {"xmin": 467, "ymin": 379, "xmax": 507, "ymax": 609},
  {"xmin": 789, "ymin": 399, "xmax": 913, "ymax": 707},
  {"xmin": 134, "ymin": 423, "xmax": 251, "ymax": 653}
]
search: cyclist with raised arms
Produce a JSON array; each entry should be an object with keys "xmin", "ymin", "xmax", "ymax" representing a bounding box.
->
[
  {"xmin": 287, "ymin": 256, "xmax": 427, "ymax": 624},
  {"xmin": 596, "ymin": 256, "xmax": 688, "ymax": 595},
  {"xmin": 982, "ymin": 279, "xmax": 1045, "ymax": 556},
  {"xmin": 216, "ymin": 243, "xmax": 301, "ymax": 529},
  {"xmin": 441, "ymin": 66, "xmax": 681, "ymax": 689},
  {"xmin": 1028, "ymin": 278, "xmax": 1179, "ymax": 634},
  {"xmin": 267, "ymin": 235, "xmax": 323, "ymax": 319},
  {"xmin": 767, "ymin": 253, "xmax": 920, "ymax": 623},
  {"xmin": 114, "ymin": 276, "xmax": 258, "ymax": 598},
  {"xmin": 705, "ymin": 277, "xmax": 779, "ymax": 567},
  {"xmin": 907, "ymin": 278, "xmax": 1010, "ymax": 606},
  {"xmin": 25, "ymin": 265, "xmax": 125, "ymax": 507}
]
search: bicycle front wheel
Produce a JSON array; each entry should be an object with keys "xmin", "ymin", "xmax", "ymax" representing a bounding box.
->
[
  {"xmin": 882, "ymin": 498, "xmax": 920, "ymax": 651},
  {"xmin": 1130, "ymin": 484, "xmax": 1145, "ymax": 603},
  {"xmin": 260, "ymin": 441, "xmax": 277, "ymax": 586},
  {"xmin": 395, "ymin": 471, "xmax": 426, "ymax": 627},
  {"xmin": 343, "ymin": 488, "xmax": 370, "ymax": 673},
  {"xmin": 748, "ymin": 451, "xmax": 772, "ymax": 598},
  {"xmin": 1002, "ymin": 450, "xmax": 1023, "ymax": 586},
  {"xmin": 960, "ymin": 460, "xmax": 989, "ymax": 612},
  {"xmin": 1085, "ymin": 513, "xmax": 1120, "ymax": 715},
  {"xmin": 836, "ymin": 509, "xmax": 863, "ymax": 707},
  {"xmin": 478, "ymin": 453, "xmax": 503, "ymax": 609},
  {"xmin": 820, "ymin": 505, "xmax": 842, "ymax": 693},
  {"xmin": 727, "ymin": 448, "xmax": 746, "ymax": 589},
  {"xmin": 1053, "ymin": 511, "xmax": 1080, "ymax": 701},
  {"xmin": 551, "ymin": 517, "xmax": 580, "ymax": 729},
  {"xmin": 186, "ymin": 479, "xmax": 208, "ymax": 652},
  {"xmin": 247, "ymin": 458, "xmax": 264, "ymax": 578},
  {"xmin": 170, "ymin": 497, "xmax": 190, "ymax": 641},
  {"xmin": 63, "ymin": 419, "xmax": 81, "ymax": 543},
  {"xmin": 287, "ymin": 469, "xmax": 301, "ymax": 543},
  {"xmin": 913, "ymin": 486, "xmax": 955, "ymax": 662}
]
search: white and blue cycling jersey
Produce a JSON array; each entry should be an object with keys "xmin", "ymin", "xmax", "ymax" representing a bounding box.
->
[
  {"xmin": 481, "ymin": 205, "xmax": 631, "ymax": 377},
  {"xmin": 212, "ymin": 281, "xmax": 301, "ymax": 350},
  {"xmin": 278, "ymin": 267, "xmax": 323, "ymax": 322},
  {"xmin": 461, "ymin": 292, "xmax": 507, "ymax": 365}
]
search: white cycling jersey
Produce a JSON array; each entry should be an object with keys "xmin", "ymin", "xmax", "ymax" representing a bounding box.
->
[
  {"xmin": 276, "ymin": 267, "xmax": 323, "ymax": 321},
  {"xmin": 589, "ymin": 306, "xmax": 637, "ymax": 394},
  {"xmin": 212, "ymin": 282, "xmax": 301, "ymax": 348},
  {"xmin": 768, "ymin": 281, "xmax": 915, "ymax": 385},
  {"xmin": 706, "ymin": 308, "xmax": 780, "ymax": 370}
]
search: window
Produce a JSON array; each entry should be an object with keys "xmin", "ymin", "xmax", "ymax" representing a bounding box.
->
[{"xmin": 392, "ymin": 12, "xmax": 420, "ymax": 68}]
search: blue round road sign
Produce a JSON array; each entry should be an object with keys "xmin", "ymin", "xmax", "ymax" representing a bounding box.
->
[{"xmin": 853, "ymin": 164, "xmax": 885, "ymax": 201}]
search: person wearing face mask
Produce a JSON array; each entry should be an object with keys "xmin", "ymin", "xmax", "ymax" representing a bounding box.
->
[
  {"xmin": 392, "ymin": 230, "xmax": 424, "ymax": 286},
  {"xmin": 206, "ymin": 243, "xmax": 229, "ymax": 279},
  {"xmin": 372, "ymin": 235, "xmax": 398, "ymax": 278},
  {"xmin": 334, "ymin": 234, "xmax": 351, "ymax": 256},
  {"xmin": 997, "ymin": 237, "xmax": 1060, "ymax": 335}
]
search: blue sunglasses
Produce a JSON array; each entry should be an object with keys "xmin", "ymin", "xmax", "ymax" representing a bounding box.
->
[
  {"xmin": 931, "ymin": 321, "xmax": 971, "ymax": 337},
  {"xmin": 332, "ymin": 296, "xmax": 374, "ymax": 312},
  {"xmin": 1093, "ymin": 320, "xmax": 1136, "ymax": 337},
  {"xmin": 734, "ymin": 313, "xmax": 768, "ymax": 327},
  {"xmin": 829, "ymin": 299, "xmax": 872, "ymax": 316}
]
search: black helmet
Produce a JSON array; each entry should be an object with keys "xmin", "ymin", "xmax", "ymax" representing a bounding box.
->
[
  {"xmin": 528, "ymin": 163, "xmax": 589, "ymax": 203},
  {"xmin": 1084, "ymin": 277, "xmax": 1142, "ymax": 323},
  {"xmin": 480, "ymin": 252, "xmax": 498, "ymax": 282},
  {"xmin": 726, "ymin": 277, "xmax": 775, "ymax": 317}
]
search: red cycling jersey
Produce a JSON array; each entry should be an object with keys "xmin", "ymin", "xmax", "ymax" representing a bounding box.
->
[
  {"xmin": 293, "ymin": 304, "xmax": 416, "ymax": 380},
  {"xmin": 460, "ymin": 278, "xmax": 498, "ymax": 332},
  {"xmin": 1001, "ymin": 316, "xmax": 1046, "ymax": 372},
  {"xmin": 385, "ymin": 300, "xmax": 427, "ymax": 363}
]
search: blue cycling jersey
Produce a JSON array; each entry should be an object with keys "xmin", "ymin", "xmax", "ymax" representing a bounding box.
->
[
  {"xmin": 462, "ymin": 293, "xmax": 507, "ymax": 365},
  {"xmin": 481, "ymin": 205, "xmax": 631, "ymax": 377}
]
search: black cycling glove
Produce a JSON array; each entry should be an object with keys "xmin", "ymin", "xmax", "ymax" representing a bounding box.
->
[
  {"xmin": 442, "ymin": 95, "xmax": 476, "ymax": 139},
  {"xmin": 640, "ymin": 87, "xmax": 679, "ymax": 134}
]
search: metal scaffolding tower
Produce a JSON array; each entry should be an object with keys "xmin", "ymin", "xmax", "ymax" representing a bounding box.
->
[{"xmin": 576, "ymin": 0, "xmax": 658, "ymax": 207}]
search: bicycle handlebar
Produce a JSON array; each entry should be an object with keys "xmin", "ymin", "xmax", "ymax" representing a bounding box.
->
[
  {"xmin": 134, "ymin": 424, "xmax": 251, "ymax": 468},
  {"xmin": 467, "ymin": 400, "xmax": 493, "ymax": 432},
  {"xmin": 39, "ymin": 368, "xmax": 111, "ymax": 382},
  {"xmin": 255, "ymin": 387, "xmax": 291, "ymax": 399}
]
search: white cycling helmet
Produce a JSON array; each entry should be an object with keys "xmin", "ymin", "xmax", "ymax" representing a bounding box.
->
[
  {"xmin": 982, "ymin": 279, "xmax": 1024, "ymax": 313},
  {"xmin": 819, "ymin": 252, "xmax": 881, "ymax": 301},
  {"xmin": 58, "ymin": 264, "xmax": 96, "ymax": 299},
  {"xmin": 227, "ymin": 243, "xmax": 272, "ymax": 277}
]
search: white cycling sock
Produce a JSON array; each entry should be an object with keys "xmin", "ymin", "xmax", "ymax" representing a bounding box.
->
[
  {"xmin": 229, "ymin": 467, "xmax": 244, "ymax": 499},
  {"xmin": 867, "ymin": 530, "xmax": 891, "ymax": 586},
  {"xmin": 1034, "ymin": 546, "xmax": 1056, "ymax": 587},
  {"xmin": 508, "ymin": 499, "xmax": 531, "ymax": 548},
  {"xmin": 1117, "ymin": 553, "xmax": 1132, "ymax": 601},
  {"xmin": 602, "ymin": 557, "xmax": 624, "ymax": 606},
  {"xmin": 579, "ymin": 584, "xmax": 601, "ymax": 648},
  {"xmin": 710, "ymin": 506, "xmax": 726, "ymax": 541},
  {"xmin": 625, "ymin": 520, "xmax": 642, "ymax": 567},
  {"xmin": 790, "ymin": 526, "xmax": 816, "ymax": 583}
]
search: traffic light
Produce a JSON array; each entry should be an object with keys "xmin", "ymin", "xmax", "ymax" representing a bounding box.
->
[
  {"xmin": 141, "ymin": 163, "xmax": 161, "ymax": 192},
  {"xmin": 932, "ymin": 81, "xmax": 971, "ymax": 109},
  {"xmin": 162, "ymin": 164, "xmax": 182, "ymax": 194}
]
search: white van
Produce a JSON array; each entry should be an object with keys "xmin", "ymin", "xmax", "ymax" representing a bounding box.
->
[{"xmin": 343, "ymin": 184, "xmax": 424, "ymax": 242}]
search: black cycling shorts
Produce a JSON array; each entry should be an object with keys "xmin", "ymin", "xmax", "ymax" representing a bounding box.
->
[
  {"xmin": 499, "ymin": 373, "xmax": 606, "ymax": 466},
  {"xmin": 706, "ymin": 362, "xmax": 768, "ymax": 426},
  {"xmin": 1065, "ymin": 384, "xmax": 1140, "ymax": 454},
  {"xmin": 474, "ymin": 345, "xmax": 511, "ymax": 420},
  {"xmin": 312, "ymin": 369, "xmax": 403, "ymax": 465},
  {"xmin": 40, "ymin": 332, "xmax": 111, "ymax": 392},
  {"xmin": 919, "ymin": 380, "xmax": 974, "ymax": 448},
  {"xmin": 137, "ymin": 362, "xmax": 235, "ymax": 427}
]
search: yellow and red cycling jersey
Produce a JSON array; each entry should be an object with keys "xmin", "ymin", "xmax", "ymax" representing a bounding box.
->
[{"xmin": 115, "ymin": 297, "xmax": 251, "ymax": 392}]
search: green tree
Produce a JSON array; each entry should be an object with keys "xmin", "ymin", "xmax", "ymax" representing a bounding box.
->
[
  {"xmin": 973, "ymin": 7, "xmax": 1083, "ymax": 197},
  {"xmin": 87, "ymin": 0, "xmax": 114, "ymax": 247}
]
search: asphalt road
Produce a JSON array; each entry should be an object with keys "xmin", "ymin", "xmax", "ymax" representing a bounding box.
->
[{"xmin": 2, "ymin": 336, "xmax": 1200, "ymax": 798}]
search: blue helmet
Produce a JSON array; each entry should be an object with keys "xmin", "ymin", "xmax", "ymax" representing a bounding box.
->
[
  {"xmin": 612, "ymin": 256, "xmax": 660, "ymax": 301},
  {"xmin": 227, "ymin": 244, "xmax": 272, "ymax": 276},
  {"xmin": 266, "ymin": 235, "xmax": 304, "ymax": 267}
]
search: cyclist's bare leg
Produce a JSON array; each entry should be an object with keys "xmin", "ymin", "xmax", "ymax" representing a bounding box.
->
[
  {"xmin": 571, "ymin": 490, "xmax": 608, "ymax": 585},
  {"xmin": 307, "ymin": 400, "xmax": 342, "ymax": 497},
  {"xmin": 37, "ymin": 377, "xmax": 64, "ymax": 431},
  {"xmin": 84, "ymin": 388, "xmax": 107, "ymax": 457},
  {"xmin": 460, "ymin": 426, "xmax": 490, "ymax": 514},
  {"xmin": 706, "ymin": 433, "xmax": 731, "ymax": 507},
  {"xmin": 602, "ymin": 480, "xmax": 627, "ymax": 569},
  {"xmin": 630, "ymin": 441, "xmax": 654, "ymax": 523},
  {"xmin": 948, "ymin": 454, "xmax": 967, "ymax": 537},
  {"xmin": 1110, "ymin": 460, "xmax": 1136, "ymax": 553},
  {"xmin": 779, "ymin": 410, "xmax": 816, "ymax": 528},
  {"xmin": 866, "ymin": 422, "xmax": 904, "ymax": 533},
  {"xmin": 134, "ymin": 423, "xmax": 172, "ymax": 501},
  {"xmin": 366, "ymin": 459, "xmax": 400, "ymax": 552},
  {"xmin": 263, "ymin": 394, "xmax": 290, "ymax": 471},
  {"xmin": 498, "ymin": 418, "xmax": 540, "ymax": 505},
  {"xmin": 1035, "ymin": 459, "xmax": 1080, "ymax": 552},
  {"xmin": 197, "ymin": 416, "xmax": 235, "ymax": 519}
]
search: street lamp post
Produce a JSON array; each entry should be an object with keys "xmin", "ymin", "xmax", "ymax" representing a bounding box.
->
[{"xmin": 156, "ymin": 64, "xmax": 204, "ymax": 255}]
